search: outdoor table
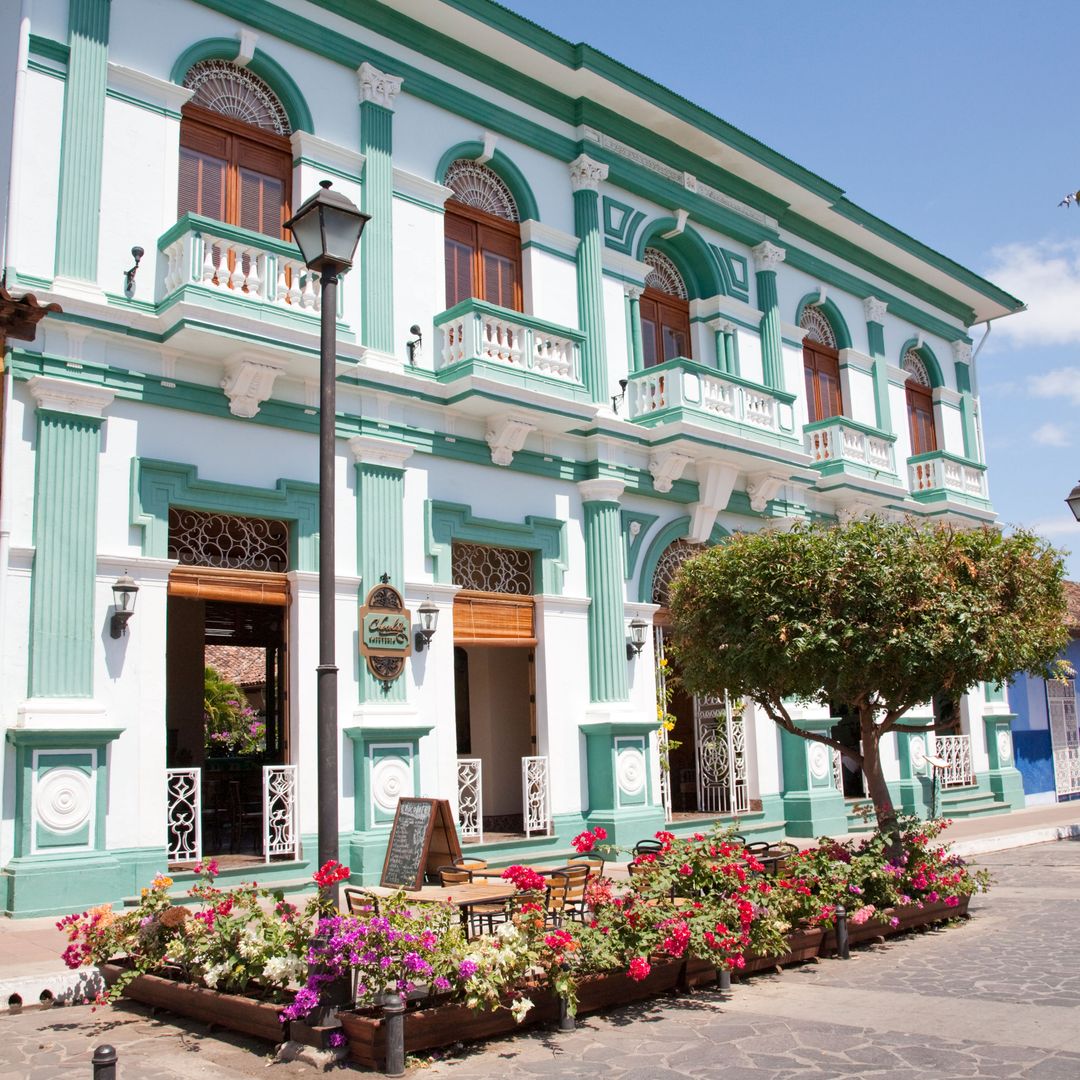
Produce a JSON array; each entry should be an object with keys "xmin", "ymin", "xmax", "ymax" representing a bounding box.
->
[{"xmin": 354, "ymin": 882, "xmax": 519, "ymax": 936}]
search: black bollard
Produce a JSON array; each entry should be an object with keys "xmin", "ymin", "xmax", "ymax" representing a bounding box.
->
[
  {"xmin": 835, "ymin": 905, "xmax": 850, "ymax": 960},
  {"xmin": 718, "ymin": 968, "xmax": 732, "ymax": 997},
  {"xmin": 558, "ymin": 995, "xmax": 575, "ymax": 1032},
  {"xmin": 382, "ymin": 992, "xmax": 406, "ymax": 1077},
  {"xmin": 91, "ymin": 1045, "xmax": 117, "ymax": 1080}
]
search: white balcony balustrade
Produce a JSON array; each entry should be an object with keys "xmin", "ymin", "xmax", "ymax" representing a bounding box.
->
[
  {"xmin": 805, "ymin": 417, "xmax": 896, "ymax": 475},
  {"xmin": 159, "ymin": 213, "xmax": 323, "ymax": 314},
  {"xmin": 626, "ymin": 359, "xmax": 796, "ymax": 437},
  {"xmin": 935, "ymin": 734, "xmax": 975, "ymax": 788},
  {"xmin": 909, "ymin": 451, "xmax": 988, "ymax": 501},
  {"xmin": 435, "ymin": 299, "xmax": 585, "ymax": 386}
]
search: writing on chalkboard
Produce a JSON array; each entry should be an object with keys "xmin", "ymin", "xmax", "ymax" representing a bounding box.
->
[{"xmin": 380, "ymin": 798, "xmax": 463, "ymax": 890}]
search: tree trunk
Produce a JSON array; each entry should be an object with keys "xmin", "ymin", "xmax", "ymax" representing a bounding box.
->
[{"xmin": 859, "ymin": 706, "xmax": 902, "ymax": 860}]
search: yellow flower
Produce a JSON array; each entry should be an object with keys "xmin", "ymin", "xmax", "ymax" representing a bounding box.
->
[
  {"xmin": 151, "ymin": 873, "xmax": 174, "ymax": 891},
  {"xmin": 659, "ymin": 657, "xmax": 668, "ymax": 668}
]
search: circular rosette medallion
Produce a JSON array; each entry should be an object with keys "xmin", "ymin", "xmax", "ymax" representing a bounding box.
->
[
  {"xmin": 616, "ymin": 745, "xmax": 646, "ymax": 797},
  {"xmin": 372, "ymin": 755, "xmax": 412, "ymax": 816},
  {"xmin": 910, "ymin": 735, "xmax": 927, "ymax": 772},
  {"xmin": 808, "ymin": 742, "xmax": 830, "ymax": 781},
  {"xmin": 36, "ymin": 767, "xmax": 92, "ymax": 834},
  {"xmin": 996, "ymin": 729, "xmax": 1012, "ymax": 763}
]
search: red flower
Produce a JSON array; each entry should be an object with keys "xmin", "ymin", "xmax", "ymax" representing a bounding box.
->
[
  {"xmin": 628, "ymin": 957, "xmax": 651, "ymax": 982},
  {"xmin": 502, "ymin": 865, "xmax": 547, "ymax": 892},
  {"xmin": 313, "ymin": 860, "xmax": 350, "ymax": 888},
  {"xmin": 593, "ymin": 826, "xmax": 608, "ymax": 840}
]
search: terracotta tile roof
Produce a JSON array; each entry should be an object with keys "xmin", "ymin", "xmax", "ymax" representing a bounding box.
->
[
  {"xmin": 1066, "ymin": 581, "xmax": 1080, "ymax": 635},
  {"xmin": 205, "ymin": 644, "xmax": 265, "ymax": 688}
]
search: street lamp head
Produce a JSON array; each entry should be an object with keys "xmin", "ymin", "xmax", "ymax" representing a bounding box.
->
[
  {"xmin": 1067, "ymin": 481, "xmax": 1080, "ymax": 523},
  {"xmin": 285, "ymin": 180, "xmax": 369, "ymax": 275},
  {"xmin": 110, "ymin": 572, "xmax": 139, "ymax": 638}
]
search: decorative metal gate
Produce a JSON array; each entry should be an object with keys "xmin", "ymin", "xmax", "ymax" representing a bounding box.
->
[
  {"xmin": 1048, "ymin": 678, "xmax": 1080, "ymax": 797},
  {"xmin": 522, "ymin": 756, "xmax": 551, "ymax": 837},
  {"xmin": 693, "ymin": 693, "xmax": 748, "ymax": 815},
  {"xmin": 263, "ymin": 764, "xmax": 300, "ymax": 862},
  {"xmin": 655, "ymin": 627, "xmax": 673, "ymax": 822},
  {"xmin": 935, "ymin": 734, "xmax": 974, "ymax": 788},
  {"xmin": 457, "ymin": 758, "xmax": 484, "ymax": 841},
  {"xmin": 166, "ymin": 768, "xmax": 202, "ymax": 863}
]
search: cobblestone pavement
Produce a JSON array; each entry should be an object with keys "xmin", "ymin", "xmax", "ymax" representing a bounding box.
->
[{"xmin": 1, "ymin": 841, "xmax": 1077, "ymax": 1079}]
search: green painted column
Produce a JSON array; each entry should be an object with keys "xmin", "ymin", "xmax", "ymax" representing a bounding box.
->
[
  {"xmin": 953, "ymin": 343, "xmax": 980, "ymax": 461},
  {"xmin": 894, "ymin": 728, "xmax": 933, "ymax": 815},
  {"xmin": 571, "ymin": 155, "xmax": 610, "ymax": 403},
  {"xmin": 357, "ymin": 63, "xmax": 402, "ymax": 356},
  {"xmin": 983, "ymin": 714, "xmax": 1025, "ymax": 810},
  {"xmin": 26, "ymin": 377, "xmax": 114, "ymax": 698},
  {"xmin": 350, "ymin": 436, "xmax": 413, "ymax": 702},
  {"xmin": 624, "ymin": 285, "xmax": 644, "ymax": 373},
  {"xmin": 779, "ymin": 718, "xmax": 849, "ymax": 837},
  {"xmin": 711, "ymin": 319, "xmax": 738, "ymax": 375},
  {"xmin": 578, "ymin": 479, "xmax": 628, "ymax": 703},
  {"xmin": 752, "ymin": 241, "xmax": 786, "ymax": 391},
  {"xmin": 863, "ymin": 295, "xmax": 893, "ymax": 433},
  {"xmin": 54, "ymin": 0, "xmax": 112, "ymax": 285}
]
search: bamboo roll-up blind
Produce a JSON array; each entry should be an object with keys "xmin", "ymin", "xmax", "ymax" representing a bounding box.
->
[
  {"xmin": 453, "ymin": 590, "xmax": 534, "ymax": 644},
  {"xmin": 167, "ymin": 566, "xmax": 289, "ymax": 606}
]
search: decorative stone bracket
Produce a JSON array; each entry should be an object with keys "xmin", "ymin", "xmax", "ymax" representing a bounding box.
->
[
  {"xmin": 221, "ymin": 354, "xmax": 288, "ymax": 418},
  {"xmin": 648, "ymin": 449, "xmax": 693, "ymax": 493},
  {"xmin": 689, "ymin": 459, "xmax": 739, "ymax": 542},
  {"xmin": 486, "ymin": 415, "xmax": 536, "ymax": 466},
  {"xmin": 745, "ymin": 471, "xmax": 788, "ymax": 513}
]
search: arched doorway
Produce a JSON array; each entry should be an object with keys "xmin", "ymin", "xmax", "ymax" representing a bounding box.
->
[{"xmin": 652, "ymin": 539, "xmax": 748, "ymax": 818}]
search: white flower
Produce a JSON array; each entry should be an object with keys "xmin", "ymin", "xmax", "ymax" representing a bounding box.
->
[
  {"xmin": 496, "ymin": 922, "xmax": 519, "ymax": 941},
  {"xmin": 510, "ymin": 996, "xmax": 533, "ymax": 1023},
  {"xmin": 263, "ymin": 955, "xmax": 304, "ymax": 984},
  {"xmin": 202, "ymin": 961, "xmax": 230, "ymax": 989}
]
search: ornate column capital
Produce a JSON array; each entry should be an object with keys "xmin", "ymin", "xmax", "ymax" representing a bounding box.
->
[
  {"xmin": 357, "ymin": 62, "xmax": 403, "ymax": 109},
  {"xmin": 569, "ymin": 154, "xmax": 609, "ymax": 194},
  {"xmin": 27, "ymin": 375, "xmax": 114, "ymax": 419},
  {"xmin": 863, "ymin": 295, "xmax": 888, "ymax": 324},
  {"xmin": 952, "ymin": 340, "xmax": 973, "ymax": 365},
  {"xmin": 348, "ymin": 435, "xmax": 414, "ymax": 469},
  {"xmin": 707, "ymin": 318, "xmax": 735, "ymax": 333},
  {"xmin": 751, "ymin": 241, "xmax": 786, "ymax": 274},
  {"xmin": 623, "ymin": 283, "xmax": 643, "ymax": 301},
  {"xmin": 578, "ymin": 478, "xmax": 625, "ymax": 503}
]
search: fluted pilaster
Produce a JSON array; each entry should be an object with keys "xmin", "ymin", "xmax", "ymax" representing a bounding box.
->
[
  {"xmin": 571, "ymin": 155, "xmax": 609, "ymax": 403},
  {"xmin": 753, "ymin": 242, "xmax": 785, "ymax": 391},
  {"xmin": 863, "ymin": 295, "xmax": 892, "ymax": 432}
]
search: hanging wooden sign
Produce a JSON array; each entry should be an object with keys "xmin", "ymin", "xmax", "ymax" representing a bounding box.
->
[{"xmin": 359, "ymin": 578, "xmax": 411, "ymax": 685}]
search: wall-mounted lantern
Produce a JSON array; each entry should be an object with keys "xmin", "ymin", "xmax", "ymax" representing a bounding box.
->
[
  {"xmin": 414, "ymin": 598, "xmax": 440, "ymax": 652},
  {"xmin": 110, "ymin": 572, "xmax": 139, "ymax": 638},
  {"xmin": 1066, "ymin": 481, "xmax": 1080, "ymax": 523},
  {"xmin": 626, "ymin": 617, "xmax": 648, "ymax": 660}
]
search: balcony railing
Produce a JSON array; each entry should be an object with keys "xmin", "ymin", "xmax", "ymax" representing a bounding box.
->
[
  {"xmin": 626, "ymin": 359, "xmax": 796, "ymax": 437},
  {"xmin": 908, "ymin": 451, "xmax": 988, "ymax": 501},
  {"xmin": 935, "ymin": 734, "xmax": 975, "ymax": 788},
  {"xmin": 158, "ymin": 213, "xmax": 323, "ymax": 314},
  {"xmin": 435, "ymin": 299, "xmax": 585, "ymax": 387},
  {"xmin": 805, "ymin": 416, "xmax": 897, "ymax": 475}
]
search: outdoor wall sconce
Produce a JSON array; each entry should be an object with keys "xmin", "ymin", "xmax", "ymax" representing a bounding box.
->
[
  {"xmin": 110, "ymin": 572, "xmax": 139, "ymax": 638},
  {"xmin": 406, "ymin": 324, "xmax": 423, "ymax": 365},
  {"xmin": 1066, "ymin": 480, "xmax": 1080, "ymax": 522},
  {"xmin": 414, "ymin": 598, "xmax": 439, "ymax": 652},
  {"xmin": 626, "ymin": 616, "xmax": 648, "ymax": 660},
  {"xmin": 611, "ymin": 377, "xmax": 629, "ymax": 415},
  {"xmin": 123, "ymin": 245, "xmax": 144, "ymax": 297}
]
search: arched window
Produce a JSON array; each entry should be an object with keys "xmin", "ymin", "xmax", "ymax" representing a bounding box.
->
[
  {"xmin": 178, "ymin": 60, "xmax": 293, "ymax": 238},
  {"xmin": 903, "ymin": 347, "xmax": 937, "ymax": 455},
  {"xmin": 641, "ymin": 248, "xmax": 691, "ymax": 366},
  {"xmin": 443, "ymin": 160, "xmax": 522, "ymax": 311},
  {"xmin": 800, "ymin": 306, "xmax": 843, "ymax": 423}
]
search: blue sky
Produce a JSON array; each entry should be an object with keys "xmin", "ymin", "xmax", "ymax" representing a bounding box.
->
[{"xmin": 504, "ymin": 0, "xmax": 1080, "ymax": 577}]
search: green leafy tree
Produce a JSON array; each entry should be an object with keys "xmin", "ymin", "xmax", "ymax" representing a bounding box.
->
[
  {"xmin": 204, "ymin": 665, "xmax": 265, "ymax": 755},
  {"xmin": 668, "ymin": 519, "xmax": 1069, "ymax": 845}
]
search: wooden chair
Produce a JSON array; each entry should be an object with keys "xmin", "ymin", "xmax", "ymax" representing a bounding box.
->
[
  {"xmin": 633, "ymin": 839, "xmax": 664, "ymax": 856},
  {"xmin": 764, "ymin": 841, "xmax": 800, "ymax": 877},
  {"xmin": 560, "ymin": 863, "xmax": 592, "ymax": 922},
  {"xmin": 453, "ymin": 856, "xmax": 489, "ymax": 871},
  {"xmin": 342, "ymin": 887, "xmax": 381, "ymax": 917},
  {"xmin": 437, "ymin": 864, "xmax": 473, "ymax": 887},
  {"xmin": 541, "ymin": 869, "xmax": 572, "ymax": 926},
  {"xmin": 228, "ymin": 781, "xmax": 262, "ymax": 855}
]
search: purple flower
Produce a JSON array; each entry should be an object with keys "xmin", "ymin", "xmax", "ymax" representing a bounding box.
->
[
  {"xmin": 328, "ymin": 1031, "xmax": 346, "ymax": 1048},
  {"xmin": 458, "ymin": 959, "xmax": 479, "ymax": 979},
  {"xmin": 848, "ymin": 884, "xmax": 863, "ymax": 895},
  {"xmin": 433, "ymin": 976, "xmax": 450, "ymax": 991}
]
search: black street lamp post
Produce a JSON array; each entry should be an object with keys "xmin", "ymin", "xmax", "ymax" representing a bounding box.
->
[
  {"xmin": 285, "ymin": 181, "xmax": 369, "ymax": 891},
  {"xmin": 1066, "ymin": 481, "xmax": 1080, "ymax": 523}
]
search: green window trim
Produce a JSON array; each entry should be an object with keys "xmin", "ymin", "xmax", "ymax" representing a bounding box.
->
[
  {"xmin": 425, "ymin": 500, "xmax": 566, "ymax": 595},
  {"xmin": 636, "ymin": 515, "xmax": 729, "ymax": 603},
  {"xmin": 794, "ymin": 294, "xmax": 853, "ymax": 351},
  {"xmin": 130, "ymin": 458, "xmax": 320, "ymax": 572},
  {"xmin": 899, "ymin": 338, "xmax": 944, "ymax": 389},
  {"xmin": 435, "ymin": 141, "xmax": 540, "ymax": 222}
]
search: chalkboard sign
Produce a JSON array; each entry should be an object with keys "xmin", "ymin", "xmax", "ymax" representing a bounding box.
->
[{"xmin": 380, "ymin": 798, "xmax": 462, "ymax": 890}]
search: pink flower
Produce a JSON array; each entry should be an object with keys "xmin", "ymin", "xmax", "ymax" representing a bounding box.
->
[
  {"xmin": 627, "ymin": 957, "xmax": 651, "ymax": 982},
  {"xmin": 889, "ymin": 916, "xmax": 900, "ymax": 928},
  {"xmin": 848, "ymin": 905, "xmax": 877, "ymax": 925},
  {"xmin": 945, "ymin": 895, "xmax": 960, "ymax": 907}
]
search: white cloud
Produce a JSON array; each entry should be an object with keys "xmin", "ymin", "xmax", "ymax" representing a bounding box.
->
[
  {"xmin": 1031, "ymin": 420, "xmax": 1072, "ymax": 446},
  {"xmin": 982, "ymin": 239, "xmax": 1080, "ymax": 346},
  {"xmin": 1028, "ymin": 367, "xmax": 1080, "ymax": 406},
  {"xmin": 1012, "ymin": 516, "xmax": 1078, "ymax": 540}
]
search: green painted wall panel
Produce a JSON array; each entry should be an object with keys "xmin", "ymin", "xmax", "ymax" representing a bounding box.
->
[
  {"xmin": 755, "ymin": 270, "xmax": 784, "ymax": 391},
  {"xmin": 582, "ymin": 496, "xmax": 627, "ymax": 702},
  {"xmin": 360, "ymin": 100, "xmax": 395, "ymax": 354},
  {"xmin": 574, "ymin": 187, "xmax": 608, "ymax": 403}
]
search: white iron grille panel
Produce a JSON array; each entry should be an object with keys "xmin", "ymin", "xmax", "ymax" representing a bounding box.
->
[
  {"xmin": 694, "ymin": 692, "xmax": 748, "ymax": 815},
  {"xmin": 1054, "ymin": 748, "xmax": 1080, "ymax": 797},
  {"xmin": 903, "ymin": 349, "xmax": 932, "ymax": 387},
  {"xmin": 800, "ymin": 305, "xmax": 837, "ymax": 348},
  {"xmin": 166, "ymin": 768, "xmax": 202, "ymax": 863},
  {"xmin": 652, "ymin": 539, "xmax": 700, "ymax": 608},
  {"xmin": 831, "ymin": 748, "xmax": 843, "ymax": 792},
  {"xmin": 644, "ymin": 248, "xmax": 688, "ymax": 299},
  {"xmin": 168, "ymin": 508, "xmax": 289, "ymax": 571},
  {"xmin": 263, "ymin": 764, "xmax": 299, "ymax": 861},
  {"xmin": 1048, "ymin": 679, "xmax": 1080, "ymax": 798},
  {"xmin": 183, "ymin": 60, "xmax": 291, "ymax": 135},
  {"xmin": 655, "ymin": 627, "xmax": 673, "ymax": 823},
  {"xmin": 444, "ymin": 160, "xmax": 519, "ymax": 221},
  {"xmin": 936, "ymin": 734, "xmax": 974, "ymax": 788},
  {"xmin": 457, "ymin": 758, "xmax": 483, "ymax": 840},
  {"xmin": 451, "ymin": 542, "xmax": 533, "ymax": 594},
  {"xmin": 522, "ymin": 756, "xmax": 551, "ymax": 837}
]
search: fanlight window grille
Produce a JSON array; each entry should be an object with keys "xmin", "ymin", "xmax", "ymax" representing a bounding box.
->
[
  {"xmin": 903, "ymin": 348, "xmax": 932, "ymax": 388},
  {"xmin": 644, "ymin": 248, "xmax": 688, "ymax": 300},
  {"xmin": 444, "ymin": 160, "xmax": 519, "ymax": 222},
  {"xmin": 652, "ymin": 538, "xmax": 701, "ymax": 608},
  {"xmin": 183, "ymin": 60, "xmax": 291, "ymax": 136},
  {"xmin": 800, "ymin": 306, "xmax": 837, "ymax": 349},
  {"xmin": 168, "ymin": 508, "xmax": 290, "ymax": 572},
  {"xmin": 451, "ymin": 542, "xmax": 533, "ymax": 594}
]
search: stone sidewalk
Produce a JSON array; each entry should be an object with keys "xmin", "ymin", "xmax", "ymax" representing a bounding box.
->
[{"xmin": 1, "ymin": 839, "xmax": 1078, "ymax": 1078}]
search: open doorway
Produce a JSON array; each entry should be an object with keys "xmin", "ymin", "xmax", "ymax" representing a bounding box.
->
[{"xmin": 830, "ymin": 705, "xmax": 865, "ymax": 798}]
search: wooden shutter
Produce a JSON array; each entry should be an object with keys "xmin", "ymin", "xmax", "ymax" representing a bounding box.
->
[
  {"xmin": 453, "ymin": 591, "xmax": 535, "ymax": 646},
  {"xmin": 643, "ymin": 287, "xmax": 691, "ymax": 364},
  {"xmin": 640, "ymin": 295, "xmax": 660, "ymax": 368},
  {"xmin": 444, "ymin": 201, "xmax": 521, "ymax": 311},
  {"xmin": 178, "ymin": 121, "xmax": 228, "ymax": 221},
  {"xmin": 168, "ymin": 565, "xmax": 289, "ymax": 605},
  {"xmin": 236, "ymin": 139, "xmax": 289, "ymax": 238},
  {"xmin": 478, "ymin": 222, "xmax": 521, "ymax": 311},
  {"xmin": 660, "ymin": 300, "xmax": 690, "ymax": 361},
  {"xmin": 907, "ymin": 384, "xmax": 937, "ymax": 455},
  {"xmin": 444, "ymin": 212, "xmax": 476, "ymax": 307},
  {"xmin": 803, "ymin": 344, "xmax": 843, "ymax": 423}
]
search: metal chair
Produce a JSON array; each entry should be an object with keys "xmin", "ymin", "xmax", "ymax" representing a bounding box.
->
[
  {"xmin": 342, "ymin": 887, "xmax": 381, "ymax": 917},
  {"xmin": 633, "ymin": 839, "xmax": 664, "ymax": 856},
  {"xmin": 437, "ymin": 864, "xmax": 473, "ymax": 887}
]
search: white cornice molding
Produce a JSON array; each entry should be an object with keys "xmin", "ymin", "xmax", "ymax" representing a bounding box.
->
[
  {"xmin": 357, "ymin": 62, "xmax": 403, "ymax": 109},
  {"xmin": 602, "ymin": 249, "xmax": 650, "ymax": 285},
  {"xmin": 15, "ymin": 698, "xmax": 113, "ymax": 730},
  {"xmin": 286, "ymin": 570, "xmax": 364, "ymax": 593},
  {"xmin": 348, "ymin": 435, "xmax": 415, "ymax": 469},
  {"xmin": 933, "ymin": 386, "xmax": 962, "ymax": 407},
  {"xmin": 403, "ymin": 581, "xmax": 461, "ymax": 604},
  {"xmin": 694, "ymin": 294, "xmax": 764, "ymax": 325},
  {"xmin": 534, "ymin": 594, "xmax": 592, "ymax": 616},
  {"xmin": 107, "ymin": 63, "xmax": 194, "ymax": 113},
  {"xmin": 519, "ymin": 220, "xmax": 580, "ymax": 258},
  {"xmin": 27, "ymin": 376, "xmax": 114, "ymax": 418},
  {"xmin": 781, "ymin": 321, "xmax": 809, "ymax": 343},
  {"xmin": 290, "ymin": 131, "xmax": 365, "ymax": 181},
  {"xmin": 393, "ymin": 167, "xmax": 453, "ymax": 208},
  {"xmin": 577, "ymin": 478, "xmax": 625, "ymax": 503},
  {"xmin": 96, "ymin": 554, "xmax": 178, "ymax": 583},
  {"xmin": 624, "ymin": 601, "xmax": 661, "ymax": 620},
  {"xmin": 837, "ymin": 348, "xmax": 874, "ymax": 373}
]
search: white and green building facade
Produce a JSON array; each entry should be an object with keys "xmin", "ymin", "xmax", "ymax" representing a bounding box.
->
[{"xmin": 0, "ymin": 0, "xmax": 1026, "ymax": 916}]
